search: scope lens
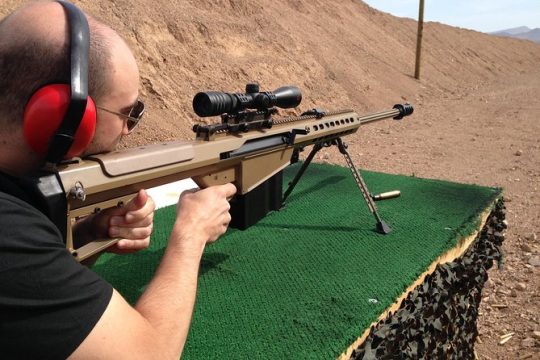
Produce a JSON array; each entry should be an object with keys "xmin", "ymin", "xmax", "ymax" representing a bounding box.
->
[
  {"xmin": 272, "ymin": 86, "xmax": 302, "ymax": 108},
  {"xmin": 193, "ymin": 92, "xmax": 237, "ymax": 117}
]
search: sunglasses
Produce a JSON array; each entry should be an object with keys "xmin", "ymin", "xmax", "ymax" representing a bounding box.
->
[{"xmin": 96, "ymin": 99, "xmax": 145, "ymax": 134}]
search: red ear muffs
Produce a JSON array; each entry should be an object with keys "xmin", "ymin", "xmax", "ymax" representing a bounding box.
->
[{"xmin": 23, "ymin": 84, "xmax": 96, "ymax": 159}]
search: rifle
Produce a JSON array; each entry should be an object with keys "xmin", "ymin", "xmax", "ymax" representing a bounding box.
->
[{"xmin": 36, "ymin": 83, "xmax": 413, "ymax": 262}]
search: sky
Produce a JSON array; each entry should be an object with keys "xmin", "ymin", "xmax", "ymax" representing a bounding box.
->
[{"xmin": 362, "ymin": 0, "xmax": 540, "ymax": 33}]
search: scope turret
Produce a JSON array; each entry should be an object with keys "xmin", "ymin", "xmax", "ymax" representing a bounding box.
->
[{"xmin": 193, "ymin": 83, "xmax": 302, "ymax": 117}]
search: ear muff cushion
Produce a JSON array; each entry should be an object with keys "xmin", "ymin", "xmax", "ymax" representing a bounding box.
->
[{"xmin": 23, "ymin": 84, "xmax": 96, "ymax": 159}]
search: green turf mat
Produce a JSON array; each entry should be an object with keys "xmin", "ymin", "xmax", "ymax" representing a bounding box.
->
[{"xmin": 93, "ymin": 163, "xmax": 501, "ymax": 359}]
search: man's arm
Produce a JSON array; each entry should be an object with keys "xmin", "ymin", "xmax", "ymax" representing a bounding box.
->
[{"xmin": 69, "ymin": 183, "xmax": 237, "ymax": 359}]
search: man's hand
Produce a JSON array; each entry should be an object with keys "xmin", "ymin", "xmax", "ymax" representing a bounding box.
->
[
  {"xmin": 171, "ymin": 183, "xmax": 237, "ymax": 253},
  {"xmin": 73, "ymin": 189, "xmax": 156, "ymax": 254},
  {"xmin": 104, "ymin": 189, "xmax": 156, "ymax": 254}
]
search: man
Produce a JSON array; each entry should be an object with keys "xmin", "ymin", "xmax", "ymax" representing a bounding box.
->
[{"xmin": 0, "ymin": 1, "xmax": 236, "ymax": 359}]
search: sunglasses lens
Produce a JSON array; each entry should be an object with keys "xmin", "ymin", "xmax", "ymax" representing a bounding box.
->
[
  {"xmin": 126, "ymin": 100, "xmax": 145, "ymax": 132},
  {"xmin": 130, "ymin": 100, "xmax": 145, "ymax": 119},
  {"xmin": 127, "ymin": 119, "xmax": 138, "ymax": 132}
]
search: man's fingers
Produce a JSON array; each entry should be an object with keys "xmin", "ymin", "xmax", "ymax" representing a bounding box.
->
[
  {"xmin": 110, "ymin": 214, "xmax": 153, "ymax": 228},
  {"xmin": 115, "ymin": 238, "xmax": 150, "ymax": 250},
  {"xmin": 101, "ymin": 190, "xmax": 152, "ymax": 219},
  {"xmin": 123, "ymin": 189, "xmax": 150, "ymax": 213},
  {"xmin": 132, "ymin": 189, "xmax": 148, "ymax": 208},
  {"xmin": 110, "ymin": 190, "xmax": 155, "ymax": 225},
  {"xmin": 109, "ymin": 223, "xmax": 153, "ymax": 239},
  {"xmin": 109, "ymin": 208, "xmax": 154, "ymax": 227},
  {"xmin": 107, "ymin": 238, "xmax": 151, "ymax": 254},
  {"xmin": 219, "ymin": 183, "xmax": 237, "ymax": 198}
]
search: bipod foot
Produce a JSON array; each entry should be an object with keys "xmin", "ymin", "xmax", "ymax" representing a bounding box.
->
[{"xmin": 376, "ymin": 220, "xmax": 392, "ymax": 234}]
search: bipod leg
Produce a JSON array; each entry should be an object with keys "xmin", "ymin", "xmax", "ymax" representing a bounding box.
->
[
  {"xmin": 334, "ymin": 138, "xmax": 391, "ymax": 234},
  {"xmin": 281, "ymin": 142, "xmax": 324, "ymax": 207}
]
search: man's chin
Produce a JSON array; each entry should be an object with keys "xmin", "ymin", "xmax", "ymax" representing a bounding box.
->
[{"xmin": 82, "ymin": 137, "xmax": 122, "ymax": 157}]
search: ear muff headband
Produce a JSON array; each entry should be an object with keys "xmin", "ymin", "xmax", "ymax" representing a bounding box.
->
[
  {"xmin": 48, "ymin": 0, "xmax": 92, "ymax": 162},
  {"xmin": 23, "ymin": 0, "xmax": 96, "ymax": 163}
]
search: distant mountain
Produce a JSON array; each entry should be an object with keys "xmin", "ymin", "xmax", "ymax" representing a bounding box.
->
[
  {"xmin": 490, "ymin": 26, "xmax": 540, "ymax": 44},
  {"xmin": 491, "ymin": 26, "xmax": 531, "ymax": 36},
  {"xmin": 514, "ymin": 28, "xmax": 540, "ymax": 43}
]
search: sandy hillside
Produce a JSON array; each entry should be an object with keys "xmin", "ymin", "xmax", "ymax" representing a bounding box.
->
[{"xmin": 2, "ymin": 1, "xmax": 539, "ymax": 358}]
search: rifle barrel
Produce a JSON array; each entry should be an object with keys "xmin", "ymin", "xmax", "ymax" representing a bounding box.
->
[{"xmin": 358, "ymin": 103, "xmax": 413, "ymax": 125}]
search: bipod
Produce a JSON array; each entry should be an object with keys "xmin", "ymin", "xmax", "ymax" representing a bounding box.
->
[
  {"xmin": 281, "ymin": 142, "xmax": 324, "ymax": 206},
  {"xmin": 281, "ymin": 137, "xmax": 392, "ymax": 234},
  {"xmin": 334, "ymin": 138, "xmax": 391, "ymax": 234}
]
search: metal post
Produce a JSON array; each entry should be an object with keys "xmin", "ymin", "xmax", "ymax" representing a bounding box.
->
[{"xmin": 414, "ymin": 0, "xmax": 425, "ymax": 79}]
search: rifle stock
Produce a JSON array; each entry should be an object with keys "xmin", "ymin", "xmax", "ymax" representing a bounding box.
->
[{"xmin": 47, "ymin": 105, "xmax": 411, "ymax": 261}]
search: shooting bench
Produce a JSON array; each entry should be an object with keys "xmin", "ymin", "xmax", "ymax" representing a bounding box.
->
[{"xmin": 94, "ymin": 163, "xmax": 503, "ymax": 359}]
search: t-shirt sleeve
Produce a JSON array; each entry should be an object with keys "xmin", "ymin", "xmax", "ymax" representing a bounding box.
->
[{"xmin": 0, "ymin": 194, "xmax": 113, "ymax": 360}]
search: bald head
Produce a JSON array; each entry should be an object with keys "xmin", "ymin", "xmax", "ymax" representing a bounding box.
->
[
  {"xmin": 1, "ymin": 1, "xmax": 89, "ymax": 50},
  {"xmin": 0, "ymin": 0, "xmax": 133, "ymax": 129}
]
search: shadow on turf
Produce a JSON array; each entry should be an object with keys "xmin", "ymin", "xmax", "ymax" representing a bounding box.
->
[
  {"xmin": 282, "ymin": 175, "xmax": 346, "ymax": 203},
  {"xmin": 93, "ymin": 249, "xmax": 230, "ymax": 304}
]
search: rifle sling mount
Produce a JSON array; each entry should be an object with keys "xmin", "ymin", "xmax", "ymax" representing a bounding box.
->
[{"xmin": 281, "ymin": 137, "xmax": 392, "ymax": 234}]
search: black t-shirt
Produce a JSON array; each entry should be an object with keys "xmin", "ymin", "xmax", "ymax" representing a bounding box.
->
[{"xmin": 0, "ymin": 171, "xmax": 113, "ymax": 359}]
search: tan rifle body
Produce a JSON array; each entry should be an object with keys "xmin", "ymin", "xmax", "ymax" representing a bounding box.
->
[{"xmin": 56, "ymin": 107, "xmax": 403, "ymax": 261}]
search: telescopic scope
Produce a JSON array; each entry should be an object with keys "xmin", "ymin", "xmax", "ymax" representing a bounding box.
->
[{"xmin": 193, "ymin": 83, "xmax": 302, "ymax": 117}]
